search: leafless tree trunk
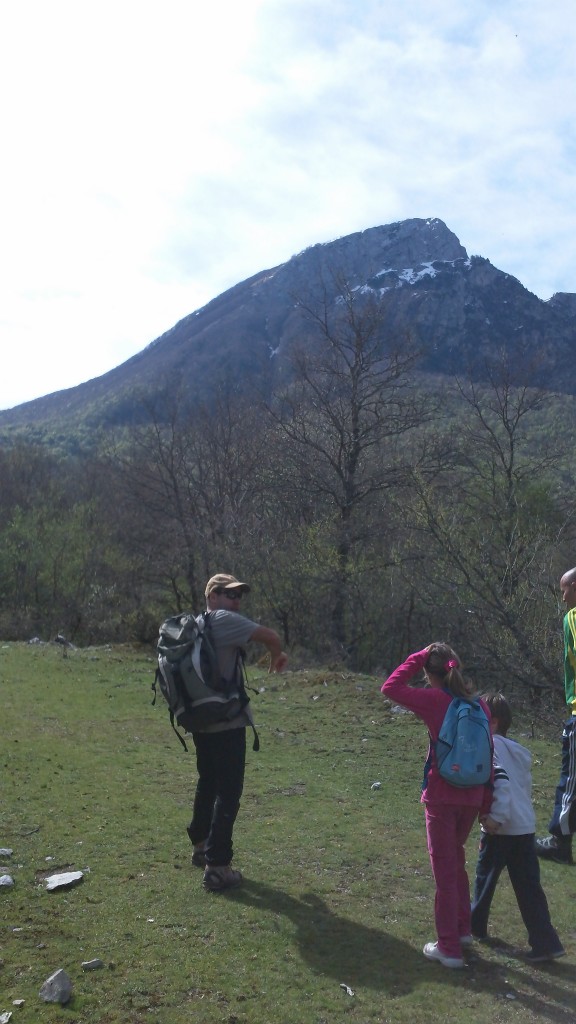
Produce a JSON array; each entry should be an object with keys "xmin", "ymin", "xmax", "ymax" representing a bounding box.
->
[{"xmin": 268, "ymin": 274, "xmax": 430, "ymax": 652}]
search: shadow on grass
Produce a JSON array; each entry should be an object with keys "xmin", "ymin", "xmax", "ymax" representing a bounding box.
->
[
  {"xmin": 471, "ymin": 939, "xmax": 576, "ymax": 1023},
  {"xmin": 231, "ymin": 879, "xmax": 424, "ymax": 994}
]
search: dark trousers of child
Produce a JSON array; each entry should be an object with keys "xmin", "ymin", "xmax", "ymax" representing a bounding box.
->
[
  {"xmin": 548, "ymin": 716, "xmax": 576, "ymax": 836},
  {"xmin": 471, "ymin": 833, "xmax": 563, "ymax": 956},
  {"xmin": 188, "ymin": 727, "xmax": 246, "ymax": 866}
]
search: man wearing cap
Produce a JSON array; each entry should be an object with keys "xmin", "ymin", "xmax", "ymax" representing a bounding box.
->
[{"xmin": 188, "ymin": 573, "xmax": 288, "ymax": 891}]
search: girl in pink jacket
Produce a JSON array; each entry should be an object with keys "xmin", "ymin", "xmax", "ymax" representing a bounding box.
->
[{"xmin": 381, "ymin": 642, "xmax": 492, "ymax": 968}]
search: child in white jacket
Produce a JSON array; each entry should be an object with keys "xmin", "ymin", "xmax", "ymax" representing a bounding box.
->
[{"xmin": 471, "ymin": 693, "xmax": 565, "ymax": 961}]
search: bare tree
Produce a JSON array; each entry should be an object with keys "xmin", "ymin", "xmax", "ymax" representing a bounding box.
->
[
  {"xmin": 109, "ymin": 381, "xmax": 275, "ymax": 612},
  {"xmin": 268, "ymin": 274, "xmax": 430, "ymax": 651},
  {"xmin": 406, "ymin": 352, "xmax": 570, "ymax": 693}
]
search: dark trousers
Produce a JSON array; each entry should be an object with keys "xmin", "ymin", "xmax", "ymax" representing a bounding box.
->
[
  {"xmin": 188, "ymin": 727, "xmax": 246, "ymax": 866},
  {"xmin": 471, "ymin": 833, "xmax": 562, "ymax": 955},
  {"xmin": 548, "ymin": 717, "xmax": 576, "ymax": 836}
]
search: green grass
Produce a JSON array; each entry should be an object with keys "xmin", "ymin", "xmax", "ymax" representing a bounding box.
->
[{"xmin": 1, "ymin": 643, "xmax": 576, "ymax": 1023}]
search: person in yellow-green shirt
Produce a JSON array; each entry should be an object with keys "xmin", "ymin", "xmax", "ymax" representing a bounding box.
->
[{"xmin": 536, "ymin": 567, "xmax": 576, "ymax": 865}]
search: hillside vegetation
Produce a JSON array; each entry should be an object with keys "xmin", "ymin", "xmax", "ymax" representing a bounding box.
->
[{"xmin": 1, "ymin": 277, "xmax": 576, "ymax": 715}]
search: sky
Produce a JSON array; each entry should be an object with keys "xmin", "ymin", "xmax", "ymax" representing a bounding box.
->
[{"xmin": 1, "ymin": 0, "xmax": 575, "ymax": 411}]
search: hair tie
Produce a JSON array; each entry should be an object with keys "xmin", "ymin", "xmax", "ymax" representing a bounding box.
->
[{"xmin": 445, "ymin": 659, "xmax": 458, "ymax": 670}]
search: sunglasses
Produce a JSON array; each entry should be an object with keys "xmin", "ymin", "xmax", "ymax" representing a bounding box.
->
[{"xmin": 219, "ymin": 589, "xmax": 243, "ymax": 600}]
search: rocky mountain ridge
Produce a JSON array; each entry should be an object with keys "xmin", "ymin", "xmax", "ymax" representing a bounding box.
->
[{"xmin": 1, "ymin": 217, "xmax": 575, "ymax": 436}]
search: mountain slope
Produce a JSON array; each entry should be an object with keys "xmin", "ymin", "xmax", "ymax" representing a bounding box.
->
[{"xmin": 1, "ymin": 217, "xmax": 575, "ymax": 437}]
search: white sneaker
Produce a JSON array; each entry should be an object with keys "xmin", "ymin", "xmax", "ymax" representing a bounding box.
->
[{"xmin": 423, "ymin": 941, "xmax": 465, "ymax": 968}]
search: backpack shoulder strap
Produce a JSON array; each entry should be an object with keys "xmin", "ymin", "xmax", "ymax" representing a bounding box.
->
[
  {"xmin": 152, "ymin": 667, "xmax": 189, "ymax": 751},
  {"xmin": 237, "ymin": 651, "xmax": 260, "ymax": 752}
]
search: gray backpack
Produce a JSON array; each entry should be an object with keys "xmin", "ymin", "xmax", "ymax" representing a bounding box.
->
[{"xmin": 153, "ymin": 611, "xmax": 248, "ymax": 750}]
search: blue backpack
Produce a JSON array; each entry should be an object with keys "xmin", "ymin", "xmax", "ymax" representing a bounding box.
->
[{"xmin": 434, "ymin": 696, "xmax": 492, "ymax": 787}]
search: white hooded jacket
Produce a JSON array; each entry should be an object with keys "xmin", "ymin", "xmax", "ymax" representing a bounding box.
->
[{"xmin": 487, "ymin": 733, "xmax": 536, "ymax": 836}]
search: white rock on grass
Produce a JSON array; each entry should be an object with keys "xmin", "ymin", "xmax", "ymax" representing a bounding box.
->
[
  {"xmin": 0, "ymin": 876, "xmax": 14, "ymax": 887},
  {"xmin": 81, "ymin": 959, "xmax": 104, "ymax": 971},
  {"xmin": 45, "ymin": 871, "xmax": 83, "ymax": 892},
  {"xmin": 0, "ymin": 849, "xmax": 13, "ymax": 858},
  {"xmin": 39, "ymin": 969, "xmax": 73, "ymax": 1004}
]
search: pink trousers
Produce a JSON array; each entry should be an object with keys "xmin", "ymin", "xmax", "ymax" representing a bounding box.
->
[{"xmin": 425, "ymin": 801, "xmax": 479, "ymax": 958}]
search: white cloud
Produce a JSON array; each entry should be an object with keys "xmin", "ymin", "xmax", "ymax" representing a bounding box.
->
[{"xmin": 0, "ymin": 0, "xmax": 575, "ymax": 409}]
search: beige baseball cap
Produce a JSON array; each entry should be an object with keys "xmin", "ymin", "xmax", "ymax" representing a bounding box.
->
[{"xmin": 204, "ymin": 573, "xmax": 250, "ymax": 598}]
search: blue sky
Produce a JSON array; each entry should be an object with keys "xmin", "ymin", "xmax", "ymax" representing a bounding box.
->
[{"xmin": 1, "ymin": 0, "xmax": 574, "ymax": 410}]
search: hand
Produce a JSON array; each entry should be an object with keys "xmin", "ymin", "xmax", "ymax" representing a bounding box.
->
[
  {"xmin": 480, "ymin": 815, "xmax": 500, "ymax": 835},
  {"xmin": 270, "ymin": 651, "xmax": 288, "ymax": 674}
]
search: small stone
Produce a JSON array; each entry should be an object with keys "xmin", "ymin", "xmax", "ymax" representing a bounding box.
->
[
  {"xmin": 370, "ymin": 782, "xmax": 382, "ymax": 790},
  {"xmin": 81, "ymin": 959, "xmax": 104, "ymax": 971},
  {"xmin": 45, "ymin": 871, "xmax": 83, "ymax": 892},
  {"xmin": 12, "ymin": 1000, "xmax": 25, "ymax": 1007},
  {"xmin": 0, "ymin": 875, "xmax": 14, "ymax": 887},
  {"xmin": 0, "ymin": 1011, "xmax": 13, "ymax": 1023},
  {"xmin": 0, "ymin": 849, "xmax": 13, "ymax": 858},
  {"xmin": 39, "ymin": 968, "xmax": 73, "ymax": 1004}
]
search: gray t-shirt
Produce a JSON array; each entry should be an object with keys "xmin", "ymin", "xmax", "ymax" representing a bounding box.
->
[
  {"xmin": 209, "ymin": 609, "xmax": 258, "ymax": 684},
  {"xmin": 199, "ymin": 609, "xmax": 258, "ymax": 734}
]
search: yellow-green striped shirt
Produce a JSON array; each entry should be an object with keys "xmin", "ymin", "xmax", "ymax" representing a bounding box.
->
[{"xmin": 564, "ymin": 608, "xmax": 576, "ymax": 713}]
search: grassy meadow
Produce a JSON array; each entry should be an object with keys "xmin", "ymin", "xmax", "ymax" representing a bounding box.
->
[{"xmin": 1, "ymin": 641, "xmax": 576, "ymax": 1024}]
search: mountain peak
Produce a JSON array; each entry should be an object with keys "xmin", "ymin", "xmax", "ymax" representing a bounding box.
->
[
  {"xmin": 290, "ymin": 217, "xmax": 467, "ymax": 282},
  {"xmin": 1, "ymin": 218, "xmax": 574, "ymax": 441}
]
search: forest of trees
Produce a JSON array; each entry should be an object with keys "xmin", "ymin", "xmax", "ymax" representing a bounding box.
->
[{"xmin": 0, "ymin": 287, "xmax": 573, "ymax": 702}]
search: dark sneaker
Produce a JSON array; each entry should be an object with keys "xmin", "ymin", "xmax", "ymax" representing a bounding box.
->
[
  {"xmin": 191, "ymin": 848, "xmax": 207, "ymax": 868},
  {"xmin": 535, "ymin": 835, "xmax": 573, "ymax": 864},
  {"xmin": 526, "ymin": 947, "xmax": 566, "ymax": 963},
  {"xmin": 203, "ymin": 865, "xmax": 243, "ymax": 892}
]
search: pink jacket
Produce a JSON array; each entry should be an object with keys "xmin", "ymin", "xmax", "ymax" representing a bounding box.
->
[{"xmin": 381, "ymin": 649, "xmax": 492, "ymax": 811}]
